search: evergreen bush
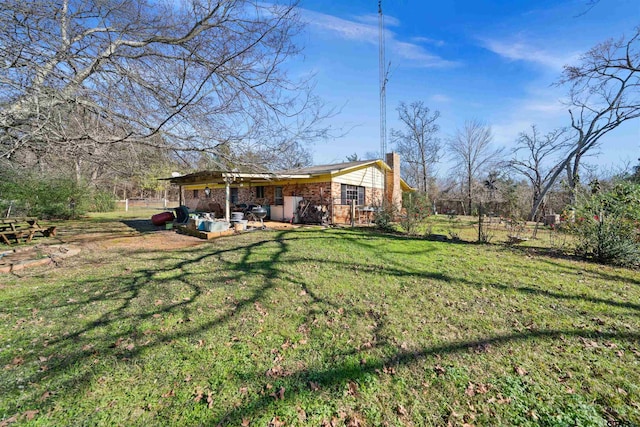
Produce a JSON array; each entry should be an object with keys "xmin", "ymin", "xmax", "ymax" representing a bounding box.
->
[
  {"xmin": 0, "ymin": 169, "xmax": 89, "ymax": 219},
  {"xmin": 569, "ymin": 182, "xmax": 640, "ymax": 267}
]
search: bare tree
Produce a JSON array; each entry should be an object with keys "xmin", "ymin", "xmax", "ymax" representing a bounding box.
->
[
  {"xmin": 510, "ymin": 125, "xmax": 571, "ymax": 220},
  {"xmin": 530, "ymin": 28, "xmax": 640, "ymax": 217},
  {"xmin": 265, "ymin": 142, "xmax": 313, "ymax": 171},
  {"xmin": 447, "ymin": 120, "xmax": 502, "ymax": 214},
  {"xmin": 0, "ymin": 0, "xmax": 329, "ymax": 173},
  {"xmin": 391, "ymin": 101, "xmax": 441, "ymax": 193}
]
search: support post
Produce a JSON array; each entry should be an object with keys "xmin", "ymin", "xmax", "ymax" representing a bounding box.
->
[
  {"xmin": 477, "ymin": 202, "xmax": 482, "ymax": 242},
  {"xmin": 225, "ymin": 180, "xmax": 231, "ymax": 222},
  {"xmin": 351, "ymin": 199, "xmax": 356, "ymax": 227}
]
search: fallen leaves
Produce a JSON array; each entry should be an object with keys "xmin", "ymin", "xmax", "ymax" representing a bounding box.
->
[
  {"xmin": 0, "ymin": 415, "xmax": 18, "ymax": 426},
  {"xmin": 346, "ymin": 413, "xmax": 364, "ymax": 426},
  {"xmin": 254, "ymin": 302, "xmax": 268, "ymax": 317},
  {"xmin": 266, "ymin": 365, "xmax": 285, "ymax": 378},
  {"xmin": 23, "ymin": 410, "xmax": 39, "ymax": 421},
  {"xmin": 268, "ymin": 416, "xmax": 285, "ymax": 427},
  {"xmin": 346, "ymin": 381, "xmax": 359, "ymax": 397},
  {"xmin": 110, "ymin": 337, "xmax": 123, "ymax": 348},
  {"xmin": 580, "ymin": 338, "xmax": 599, "ymax": 348},
  {"xmin": 270, "ymin": 386, "xmax": 285, "ymax": 400},
  {"xmin": 193, "ymin": 389, "xmax": 214, "ymax": 408},
  {"xmin": 514, "ymin": 365, "xmax": 528, "ymax": 376},
  {"xmin": 382, "ymin": 365, "xmax": 396, "ymax": 375},
  {"xmin": 464, "ymin": 382, "xmax": 490, "ymax": 397},
  {"xmin": 558, "ymin": 372, "xmax": 572, "ymax": 382},
  {"xmin": 297, "ymin": 407, "xmax": 307, "ymax": 422},
  {"xmin": 488, "ymin": 394, "xmax": 512, "ymax": 405},
  {"xmin": 4, "ymin": 357, "xmax": 24, "ymax": 370}
]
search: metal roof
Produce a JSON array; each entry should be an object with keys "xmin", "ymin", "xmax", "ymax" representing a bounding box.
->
[
  {"xmin": 161, "ymin": 158, "xmax": 413, "ymax": 191},
  {"xmin": 273, "ymin": 159, "xmax": 385, "ymax": 176}
]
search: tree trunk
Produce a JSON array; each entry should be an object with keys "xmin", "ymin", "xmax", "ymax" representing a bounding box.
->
[
  {"xmin": 566, "ymin": 152, "xmax": 582, "ymax": 205},
  {"xmin": 74, "ymin": 159, "xmax": 82, "ymax": 185},
  {"xmin": 467, "ymin": 170, "xmax": 472, "ymax": 216}
]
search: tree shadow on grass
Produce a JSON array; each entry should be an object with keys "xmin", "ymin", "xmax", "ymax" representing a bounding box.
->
[
  {"xmin": 121, "ymin": 219, "xmax": 166, "ymax": 233},
  {"xmin": 214, "ymin": 328, "xmax": 640, "ymax": 425},
  {"xmin": 1, "ymin": 227, "xmax": 639, "ymax": 425},
  {"xmin": 501, "ymin": 244, "xmax": 640, "ymax": 288}
]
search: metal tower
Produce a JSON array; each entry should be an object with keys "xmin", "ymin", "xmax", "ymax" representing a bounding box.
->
[{"xmin": 378, "ymin": 0, "xmax": 387, "ymax": 159}]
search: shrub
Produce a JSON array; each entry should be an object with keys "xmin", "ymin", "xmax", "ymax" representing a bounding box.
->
[
  {"xmin": 573, "ymin": 216, "xmax": 640, "ymax": 267},
  {"xmin": 91, "ymin": 190, "xmax": 117, "ymax": 212},
  {"xmin": 399, "ymin": 193, "xmax": 432, "ymax": 235},
  {"xmin": 569, "ymin": 182, "xmax": 640, "ymax": 267},
  {"xmin": 373, "ymin": 202, "xmax": 396, "ymax": 232},
  {"xmin": 0, "ymin": 168, "xmax": 89, "ymax": 219}
]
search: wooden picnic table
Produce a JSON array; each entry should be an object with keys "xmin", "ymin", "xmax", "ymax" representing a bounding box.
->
[{"xmin": 0, "ymin": 217, "xmax": 57, "ymax": 245}]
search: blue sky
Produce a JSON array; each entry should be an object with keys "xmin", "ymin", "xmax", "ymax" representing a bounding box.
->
[{"xmin": 291, "ymin": 0, "xmax": 640, "ymax": 174}]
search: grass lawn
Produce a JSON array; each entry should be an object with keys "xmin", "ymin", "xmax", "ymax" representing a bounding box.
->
[{"xmin": 1, "ymin": 214, "xmax": 639, "ymax": 426}]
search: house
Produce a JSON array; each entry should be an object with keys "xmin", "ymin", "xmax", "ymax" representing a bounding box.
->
[{"xmin": 164, "ymin": 153, "xmax": 413, "ymax": 224}]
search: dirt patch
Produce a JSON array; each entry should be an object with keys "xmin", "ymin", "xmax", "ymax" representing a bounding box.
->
[
  {"xmin": 0, "ymin": 218, "xmax": 310, "ymax": 273},
  {"xmin": 53, "ymin": 220, "xmax": 208, "ymax": 253}
]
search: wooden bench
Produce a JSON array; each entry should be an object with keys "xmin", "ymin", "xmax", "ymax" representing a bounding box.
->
[{"xmin": 0, "ymin": 217, "xmax": 56, "ymax": 245}]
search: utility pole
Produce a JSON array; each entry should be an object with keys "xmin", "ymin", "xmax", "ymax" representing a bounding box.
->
[{"xmin": 378, "ymin": 0, "xmax": 387, "ymax": 159}]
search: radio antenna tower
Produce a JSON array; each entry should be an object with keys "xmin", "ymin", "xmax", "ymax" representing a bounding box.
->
[{"xmin": 378, "ymin": 0, "xmax": 388, "ymax": 159}]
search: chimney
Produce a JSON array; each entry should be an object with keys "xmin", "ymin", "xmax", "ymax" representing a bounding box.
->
[{"xmin": 385, "ymin": 152, "xmax": 402, "ymax": 212}]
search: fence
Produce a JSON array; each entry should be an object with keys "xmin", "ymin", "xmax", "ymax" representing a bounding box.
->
[{"xmin": 115, "ymin": 198, "xmax": 179, "ymax": 212}]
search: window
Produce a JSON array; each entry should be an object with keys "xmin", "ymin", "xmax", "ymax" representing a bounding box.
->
[
  {"xmin": 193, "ymin": 189, "xmax": 199, "ymax": 198},
  {"xmin": 341, "ymin": 184, "xmax": 365, "ymax": 205},
  {"xmin": 274, "ymin": 186, "xmax": 283, "ymax": 205},
  {"xmin": 256, "ymin": 186, "xmax": 265, "ymax": 199},
  {"xmin": 230, "ymin": 188, "xmax": 238, "ymax": 204}
]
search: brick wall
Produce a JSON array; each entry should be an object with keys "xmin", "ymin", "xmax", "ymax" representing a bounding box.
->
[
  {"xmin": 385, "ymin": 152, "xmax": 402, "ymax": 212},
  {"xmin": 185, "ymin": 182, "xmax": 334, "ymax": 220},
  {"xmin": 331, "ymin": 182, "xmax": 384, "ymax": 224},
  {"xmin": 183, "ymin": 179, "xmax": 385, "ymax": 224}
]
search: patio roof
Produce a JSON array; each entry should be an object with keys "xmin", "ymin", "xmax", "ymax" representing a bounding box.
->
[
  {"xmin": 161, "ymin": 158, "xmax": 414, "ymax": 192},
  {"xmin": 162, "ymin": 159, "xmax": 390, "ymax": 186}
]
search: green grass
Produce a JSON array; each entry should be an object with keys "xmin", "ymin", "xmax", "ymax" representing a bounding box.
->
[{"xmin": 1, "ymin": 217, "xmax": 639, "ymax": 426}]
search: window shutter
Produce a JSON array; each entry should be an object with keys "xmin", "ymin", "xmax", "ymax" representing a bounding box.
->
[
  {"xmin": 341, "ymin": 184, "xmax": 346, "ymax": 204},
  {"xmin": 358, "ymin": 187, "xmax": 365, "ymax": 205}
]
